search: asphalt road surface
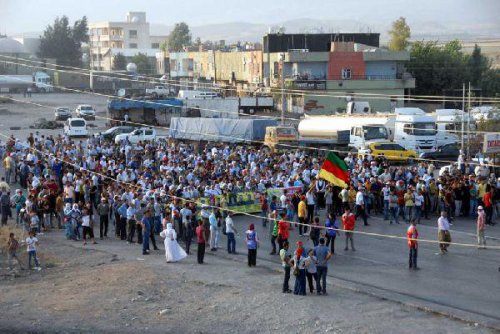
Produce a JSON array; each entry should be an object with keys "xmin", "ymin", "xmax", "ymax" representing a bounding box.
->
[{"xmin": 227, "ymin": 209, "xmax": 500, "ymax": 328}]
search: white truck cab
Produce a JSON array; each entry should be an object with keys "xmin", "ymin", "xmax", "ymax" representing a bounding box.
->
[
  {"xmin": 393, "ymin": 108, "xmax": 437, "ymax": 153},
  {"xmin": 64, "ymin": 118, "xmax": 88, "ymax": 137}
]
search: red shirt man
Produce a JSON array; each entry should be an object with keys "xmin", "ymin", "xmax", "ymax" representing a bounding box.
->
[{"xmin": 342, "ymin": 211, "xmax": 356, "ymax": 231}]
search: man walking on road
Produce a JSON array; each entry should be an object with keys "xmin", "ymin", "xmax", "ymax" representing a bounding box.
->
[
  {"xmin": 477, "ymin": 206, "xmax": 486, "ymax": 249},
  {"xmin": 314, "ymin": 238, "xmax": 332, "ymax": 295},
  {"xmin": 437, "ymin": 211, "xmax": 451, "ymax": 254},
  {"xmin": 196, "ymin": 220, "xmax": 206, "ymax": 264},
  {"xmin": 279, "ymin": 240, "xmax": 292, "ymax": 293},
  {"xmin": 355, "ymin": 188, "xmax": 369, "ymax": 226},
  {"xmin": 342, "ymin": 207, "xmax": 356, "ymax": 251},
  {"xmin": 407, "ymin": 219, "xmax": 419, "ymax": 269}
]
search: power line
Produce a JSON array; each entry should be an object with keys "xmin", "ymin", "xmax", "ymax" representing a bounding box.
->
[
  {"xmin": 2, "ymin": 54, "xmax": 500, "ymax": 103},
  {"xmin": 4, "ymin": 95, "xmax": 500, "ymax": 168}
]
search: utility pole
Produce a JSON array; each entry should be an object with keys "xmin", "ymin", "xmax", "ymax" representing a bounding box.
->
[
  {"xmin": 461, "ymin": 83, "xmax": 465, "ymax": 153},
  {"xmin": 467, "ymin": 82, "xmax": 471, "ymax": 160},
  {"xmin": 280, "ymin": 52, "xmax": 285, "ymax": 125}
]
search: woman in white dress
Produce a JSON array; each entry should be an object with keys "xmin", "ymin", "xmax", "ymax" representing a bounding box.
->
[{"xmin": 160, "ymin": 223, "xmax": 187, "ymax": 262}]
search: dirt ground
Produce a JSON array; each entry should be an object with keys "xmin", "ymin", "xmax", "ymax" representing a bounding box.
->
[{"xmin": 0, "ymin": 229, "xmax": 494, "ymax": 334}]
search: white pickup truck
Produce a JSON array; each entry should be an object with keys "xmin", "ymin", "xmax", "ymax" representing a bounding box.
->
[
  {"xmin": 145, "ymin": 85, "xmax": 170, "ymax": 97},
  {"xmin": 114, "ymin": 128, "xmax": 165, "ymax": 144}
]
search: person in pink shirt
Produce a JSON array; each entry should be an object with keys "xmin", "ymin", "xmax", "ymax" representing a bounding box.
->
[{"xmin": 477, "ymin": 206, "xmax": 486, "ymax": 249}]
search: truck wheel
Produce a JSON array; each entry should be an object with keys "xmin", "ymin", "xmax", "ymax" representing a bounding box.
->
[
  {"xmin": 408, "ymin": 156, "xmax": 415, "ymax": 164},
  {"xmin": 248, "ymin": 108, "xmax": 256, "ymax": 115},
  {"xmin": 152, "ymin": 92, "xmax": 158, "ymax": 99}
]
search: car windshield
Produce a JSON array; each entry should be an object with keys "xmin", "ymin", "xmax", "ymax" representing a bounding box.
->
[
  {"xmin": 81, "ymin": 106, "xmax": 93, "ymax": 110},
  {"xmin": 412, "ymin": 122, "xmax": 437, "ymax": 136},
  {"xmin": 70, "ymin": 120, "xmax": 85, "ymax": 127},
  {"xmin": 57, "ymin": 108, "xmax": 70, "ymax": 113},
  {"xmin": 363, "ymin": 126, "xmax": 388, "ymax": 140}
]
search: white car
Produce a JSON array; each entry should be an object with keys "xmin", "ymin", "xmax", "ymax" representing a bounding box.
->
[
  {"xmin": 64, "ymin": 118, "xmax": 88, "ymax": 137},
  {"xmin": 115, "ymin": 128, "xmax": 157, "ymax": 144},
  {"xmin": 75, "ymin": 104, "xmax": 96, "ymax": 120}
]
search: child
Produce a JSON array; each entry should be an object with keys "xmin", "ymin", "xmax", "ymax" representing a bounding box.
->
[
  {"xmin": 29, "ymin": 212, "xmax": 40, "ymax": 236},
  {"xmin": 26, "ymin": 230, "xmax": 41, "ymax": 271},
  {"xmin": 81, "ymin": 207, "xmax": 97, "ymax": 245},
  {"xmin": 7, "ymin": 233, "xmax": 22, "ymax": 270}
]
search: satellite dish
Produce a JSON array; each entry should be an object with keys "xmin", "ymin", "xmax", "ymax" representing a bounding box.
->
[
  {"xmin": 131, "ymin": 16, "xmax": 140, "ymax": 23},
  {"xmin": 126, "ymin": 63, "xmax": 137, "ymax": 73}
]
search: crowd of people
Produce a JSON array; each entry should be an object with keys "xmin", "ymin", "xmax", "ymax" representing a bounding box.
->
[{"xmin": 1, "ymin": 131, "xmax": 499, "ymax": 293}]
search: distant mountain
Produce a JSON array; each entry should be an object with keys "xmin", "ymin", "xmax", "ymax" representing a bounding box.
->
[
  {"xmin": 14, "ymin": 18, "xmax": 500, "ymax": 46},
  {"xmin": 152, "ymin": 18, "xmax": 500, "ymax": 44}
]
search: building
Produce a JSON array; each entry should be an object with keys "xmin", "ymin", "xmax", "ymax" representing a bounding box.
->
[
  {"xmin": 89, "ymin": 12, "xmax": 167, "ymax": 71},
  {"xmin": 263, "ymin": 33, "xmax": 415, "ymax": 113},
  {"xmin": 0, "ymin": 36, "xmax": 56, "ymax": 75}
]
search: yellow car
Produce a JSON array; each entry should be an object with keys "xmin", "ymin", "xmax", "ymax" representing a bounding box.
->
[{"xmin": 358, "ymin": 142, "xmax": 417, "ymax": 162}]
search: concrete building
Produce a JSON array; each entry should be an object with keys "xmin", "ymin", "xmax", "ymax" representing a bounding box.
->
[
  {"xmin": 89, "ymin": 12, "xmax": 167, "ymax": 71},
  {"xmin": 263, "ymin": 34, "xmax": 415, "ymax": 113}
]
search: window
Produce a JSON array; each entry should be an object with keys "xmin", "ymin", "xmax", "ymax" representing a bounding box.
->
[
  {"xmin": 392, "ymin": 144, "xmax": 405, "ymax": 151},
  {"xmin": 70, "ymin": 120, "xmax": 86, "ymax": 127},
  {"xmin": 145, "ymin": 130, "xmax": 154, "ymax": 136},
  {"xmin": 129, "ymin": 43, "xmax": 138, "ymax": 49},
  {"xmin": 151, "ymin": 43, "xmax": 160, "ymax": 49},
  {"xmin": 129, "ymin": 30, "xmax": 138, "ymax": 38},
  {"xmin": 403, "ymin": 123, "xmax": 437, "ymax": 136},
  {"xmin": 341, "ymin": 68, "xmax": 351, "ymax": 79},
  {"xmin": 363, "ymin": 126, "xmax": 388, "ymax": 140}
]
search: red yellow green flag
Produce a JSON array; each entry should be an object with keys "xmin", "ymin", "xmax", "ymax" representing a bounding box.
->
[{"xmin": 318, "ymin": 152, "xmax": 349, "ymax": 188}]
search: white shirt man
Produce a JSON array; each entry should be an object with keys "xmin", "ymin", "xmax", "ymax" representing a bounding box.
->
[{"xmin": 355, "ymin": 190, "xmax": 365, "ymax": 206}]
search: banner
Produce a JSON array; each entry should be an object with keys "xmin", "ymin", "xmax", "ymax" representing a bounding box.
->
[
  {"xmin": 484, "ymin": 133, "xmax": 500, "ymax": 154},
  {"xmin": 198, "ymin": 191, "xmax": 261, "ymax": 214}
]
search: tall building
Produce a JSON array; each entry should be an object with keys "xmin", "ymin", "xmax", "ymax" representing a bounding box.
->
[{"xmin": 89, "ymin": 12, "xmax": 167, "ymax": 71}]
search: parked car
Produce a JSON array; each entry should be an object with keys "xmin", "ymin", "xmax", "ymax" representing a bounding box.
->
[
  {"xmin": 100, "ymin": 126, "xmax": 135, "ymax": 141},
  {"xmin": 75, "ymin": 104, "xmax": 96, "ymax": 120},
  {"xmin": 64, "ymin": 118, "xmax": 88, "ymax": 137},
  {"xmin": 358, "ymin": 142, "xmax": 417, "ymax": 163},
  {"xmin": 54, "ymin": 107, "xmax": 72, "ymax": 121},
  {"xmin": 145, "ymin": 85, "xmax": 170, "ymax": 98},
  {"xmin": 419, "ymin": 143, "xmax": 460, "ymax": 164},
  {"xmin": 115, "ymin": 127, "xmax": 165, "ymax": 144}
]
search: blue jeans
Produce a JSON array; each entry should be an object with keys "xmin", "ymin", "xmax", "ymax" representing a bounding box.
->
[
  {"xmin": 316, "ymin": 266, "xmax": 328, "ymax": 294},
  {"xmin": 261, "ymin": 210, "xmax": 268, "ymax": 226},
  {"xmin": 227, "ymin": 232, "xmax": 236, "ymax": 253},
  {"xmin": 470, "ymin": 199, "xmax": 478, "ymax": 218},
  {"xmin": 414, "ymin": 206, "xmax": 422, "ymax": 223},
  {"xmin": 390, "ymin": 207, "xmax": 399, "ymax": 224},
  {"xmin": 154, "ymin": 216, "xmax": 161, "ymax": 234},
  {"xmin": 28, "ymin": 250, "xmax": 39, "ymax": 268},
  {"xmin": 143, "ymin": 230, "xmax": 150, "ymax": 252},
  {"xmin": 383, "ymin": 200, "xmax": 389, "ymax": 220},
  {"xmin": 404, "ymin": 206, "xmax": 413, "ymax": 222}
]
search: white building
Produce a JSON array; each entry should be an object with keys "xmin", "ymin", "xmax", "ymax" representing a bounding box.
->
[{"xmin": 89, "ymin": 12, "xmax": 167, "ymax": 71}]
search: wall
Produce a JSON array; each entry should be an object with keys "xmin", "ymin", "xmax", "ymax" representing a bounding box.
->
[
  {"xmin": 292, "ymin": 62, "xmax": 328, "ymax": 79},
  {"xmin": 298, "ymin": 89, "xmax": 406, "ymax": 114},
  {"xmin": 328, "ymin": 51, "xmax": 365, "ymax": 80},
  {"xmin": 365, "ymin": 61, "xmax": 397, "ymax": 79}
]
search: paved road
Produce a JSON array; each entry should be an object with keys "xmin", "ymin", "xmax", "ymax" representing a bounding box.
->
[{"xmin": 226, "ymin": 209, "xmax": 500, "ymax": 328}]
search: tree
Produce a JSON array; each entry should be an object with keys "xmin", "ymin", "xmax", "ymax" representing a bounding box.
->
[
  {"xmin": 388, "ymin": 17, "xmax": 411, "ymax": 51},
  {"xmin": 130, "ymin": 53, "xmax": 150, "ymax": 74},
  {"xmin": 166, "ymin": 22, "xmax": 192, "ymax": 52},
  {"xmin": 113, "ymin": 53, "xmax": 127, "ymax": 71},
  {"xmin": 38, "ymin": 16, "xmax": 88, "ymax": 67},
  {"xmin": 407, "ymin": 40, "xmax": 469, "ymax": 95},
  {"xmin": 467, "ymin": 44, "xmax": 490, "ymax": 87},
  {"xmin": 480, "ymin": 68, "xmax": 500, "ymax": 97}
]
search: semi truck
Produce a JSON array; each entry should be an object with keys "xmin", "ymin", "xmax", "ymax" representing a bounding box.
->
[
  {"xmin": 434, "ymin": 109, "xmax": 476, "ymax": 147},
  {"xmin": 264, "ymin": 108, "xmax": 439, "ymax": 154},
  {"xmin": 169, "ymin": 117, "xmax": 278, "ymax": 144},
  {"xmin": 0, "ymin": 72, "xmax": 53, "ymax": 93}
]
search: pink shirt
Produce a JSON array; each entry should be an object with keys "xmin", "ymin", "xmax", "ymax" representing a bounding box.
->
[{"xmin": 477, "ymin": 211, "xmax": 485, "ymax": 231}]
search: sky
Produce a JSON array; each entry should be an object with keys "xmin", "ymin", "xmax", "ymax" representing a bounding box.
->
[{"xmin": 0, "ymin": 0, "xmax": 499, "ymax": 36}]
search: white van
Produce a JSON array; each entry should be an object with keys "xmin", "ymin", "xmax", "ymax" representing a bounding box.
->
[{"xmin": 64, "ymin": 118, "xmax": 88, "ymax": 137}]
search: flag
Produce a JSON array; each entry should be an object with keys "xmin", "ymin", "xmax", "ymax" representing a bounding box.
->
[{"xmin": 318, "ymin": 152, "xmax": 349, "ymax": 188}]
